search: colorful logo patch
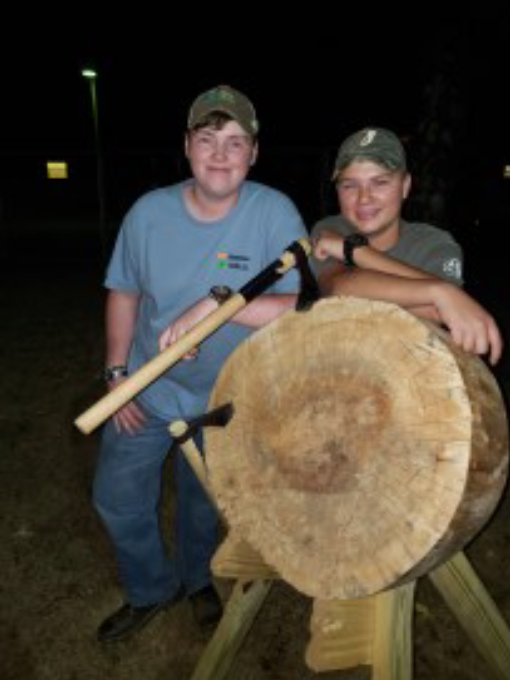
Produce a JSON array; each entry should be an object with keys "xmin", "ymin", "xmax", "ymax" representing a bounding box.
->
[{"xmin": 217, "ymin": 253, "xmax": 250, "ymax": 271}]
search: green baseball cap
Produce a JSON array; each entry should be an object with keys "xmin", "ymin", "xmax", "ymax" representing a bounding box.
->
[
  {"xmin": 332, "ymin": 127, "xmax": 407, "ymax": 179},
  {"xmin": 188, "ymin": 85, "xmax": 259, "ymax": 136}
]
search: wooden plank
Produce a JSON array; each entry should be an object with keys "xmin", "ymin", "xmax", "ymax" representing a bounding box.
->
[
  {"xmin": 429, "ymin": 551, "xmax": 510, "ymax": 680},
  {"xmin": 190, "ymin": 580, "xmax": 272, "ymax": 680},
  {"xmin": 212, "ymin": 532, "xmax": 279, "ymax": 581},
  {"xmin": 306, "ymin": 596, "xmax": 374, "ymax": 671},
  {"xmin": 372, "ymin": 581, "xmax": 415, "ymax": 680}
]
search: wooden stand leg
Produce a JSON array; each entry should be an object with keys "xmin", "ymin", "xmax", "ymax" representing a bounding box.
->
[
  {"xmin": 190, "ymin": 579, "xmax": 272, "ymax": 680},
  {"xmin": 428, "ymin": 551, "xmax": 510, "ymax": 680},
  {"xmin": 372, "ymin": 581, "xmax": 415, "ymax": 680}
]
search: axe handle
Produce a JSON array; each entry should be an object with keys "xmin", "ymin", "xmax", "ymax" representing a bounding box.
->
[
  {"xmin": 75, "ymin": 237, "xmax": 311, "ymax": 434},
  {"xmin": 169, "ymin": 420, "xmax": 215, "ymax": 502},
  {"xmin": 169, "ymin": 420, "xmax": 208, "ymax": 486},
  {"xmin": 75, "ymin": 295, "xmax": 246, "ymax": 434}
]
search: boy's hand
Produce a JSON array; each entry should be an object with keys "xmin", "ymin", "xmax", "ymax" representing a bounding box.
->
[{"xmin": 312, "ymin": 230, "xmax": 345, "ymax": 261}]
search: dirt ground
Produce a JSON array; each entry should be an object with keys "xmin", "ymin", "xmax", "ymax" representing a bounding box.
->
[{"xmin": 1, "ymin": 229, "xmax": 510, "ymax": 680}]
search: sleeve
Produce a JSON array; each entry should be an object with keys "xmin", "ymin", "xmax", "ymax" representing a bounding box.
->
[
  {"xmin": 104, "ymin": 203, "xmax": 143, "ymax": 293},
  {"xmin": 420, "ymin": 237, "xmax": 464, "ymax": 286}
]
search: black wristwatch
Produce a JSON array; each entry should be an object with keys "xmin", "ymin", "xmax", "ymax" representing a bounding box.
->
[
  {"xmin": 209, "ymin": 285, "xmax": 234, "ymax": 305},
  {"xmin": 343, "ymin": 233, "xmax": 369, "ymax": 267},
  {"xmin": 103, "ymin": 364, "xmax": 128, "ymax": 383}
]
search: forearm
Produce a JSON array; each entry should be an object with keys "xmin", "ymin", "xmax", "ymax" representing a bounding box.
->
[
  {"xmin": 158, "ymin": 293, "xmax": 298, "ymax": 353},
  {"xmin": 105, "ymin": 290, "xmax": 141, "ymax": 365},
  {"xmin": 314, "ymin": 231, "xmax": 434, "ymax": 280},
  {"xmin": 231, "ymin": 294, "xmax": 298, "ymax": 328},
  {"xmin": 353, "ymin": 247, "xmax": 435, "ymax": 280},
  {"xmin": 405, "ymin": 304, "xmax": 442, "ymax": 323},
  {"xmin": 320, "ymin": 269, "xmax": 444, "ymax": 310}
]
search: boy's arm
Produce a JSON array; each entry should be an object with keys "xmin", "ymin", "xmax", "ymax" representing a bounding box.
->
[
  {"xmin": 316, "ymin": 249, "xmax": 502, "ymax": 365},
  {"xmin": 319, "ymin": 265, "xmax": 440, "ymax": 316},
  {"xmin": 104, "ymin": 290, "xmax": 147, "ymax": 433},
  {"xmin": 314, "ymin": 229, "xmax": 436, "ymax": 280}
]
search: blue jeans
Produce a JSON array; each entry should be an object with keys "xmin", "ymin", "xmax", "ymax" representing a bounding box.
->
[{"xmin": 93, "ymin": 407, "xmax": 219, "ymax": 607}]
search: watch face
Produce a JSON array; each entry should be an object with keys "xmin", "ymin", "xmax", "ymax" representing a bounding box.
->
[
  {"xmin": 213, "ymin": 286, "xmax": 231, "ymax": 297},
  {"xmin": 210, "ymin": 285, "xmax": 233, "ymax": 303}
]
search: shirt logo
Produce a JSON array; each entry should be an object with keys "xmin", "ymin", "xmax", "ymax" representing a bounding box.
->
[
  {"xmin": 443, "ymin": 258, "xmax": 462, "ymax": 280},
  {"xmin": 217, "ymin": 252, "xmax": 250, "ymax": 271}
]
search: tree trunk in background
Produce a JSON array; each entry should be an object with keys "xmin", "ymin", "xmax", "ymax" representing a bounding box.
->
[{"xmin": 406, "ymin": 28, "xmax": 471, "ymax": 232}]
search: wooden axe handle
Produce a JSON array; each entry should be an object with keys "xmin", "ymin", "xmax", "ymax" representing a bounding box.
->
[{"xmin": 74, "ymin": 238, "xmax": 311, "ymax": 434}]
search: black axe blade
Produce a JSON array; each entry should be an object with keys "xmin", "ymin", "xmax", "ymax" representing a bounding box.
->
[{"xmin": 172, "ymin": 402, "xmax": 234, "ymax": 446}]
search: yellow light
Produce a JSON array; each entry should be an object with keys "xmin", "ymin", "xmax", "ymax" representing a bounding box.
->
[
  {"xmin": 504, "ymin": 165, "xmax": 510, "ymax": 179},
  {"xmin": 81, "ymin": 68, "xmax": 97, "ymax": 79},
  {"xmin": 47, "ymin": 162, "xmax": 68, "ymax": 179}
]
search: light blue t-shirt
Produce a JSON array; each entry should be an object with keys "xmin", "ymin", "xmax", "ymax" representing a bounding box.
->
[{"xmin": 105, "ymin": 180, "xmax": 308, "ymax": 420}]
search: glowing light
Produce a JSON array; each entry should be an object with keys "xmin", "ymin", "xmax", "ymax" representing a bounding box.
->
[{"xmin": 47, "ymin": 162, "xmax": 68, "ymax": 179}]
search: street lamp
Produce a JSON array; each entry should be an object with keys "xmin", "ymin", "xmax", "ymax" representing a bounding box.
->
[{"xmin": 81, "ymin": 68, "xmax": 107, "ymax": 261}]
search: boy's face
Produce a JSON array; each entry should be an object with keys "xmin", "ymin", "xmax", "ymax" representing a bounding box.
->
[
  {"xmin": 336, "ymin": 159, "xmax": 411, "ymax": 246},
  {"xmin": 185, "ymin": 120, "xmax": 257, "ymax": 201}
]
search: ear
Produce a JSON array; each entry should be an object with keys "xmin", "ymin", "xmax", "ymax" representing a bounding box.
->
[
  {"xmin": 184, "ymin": 133, "xmax": 191, "ymax": 159},
  {"xmin": 250, "ymin": 142, "xmax": 259, "ymax": 166},
  {"xmin": 402, "ymin": 172, "xmax": 412, "ymax": 199}
]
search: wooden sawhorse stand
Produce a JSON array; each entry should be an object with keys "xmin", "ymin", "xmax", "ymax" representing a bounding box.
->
[
  {"xmin": 189, "ymin": 536, "xmax": 510, "ymax": 680},
  {"xmin": 170, "ymin": 421, "xmax": 510, "ymax": 679}
]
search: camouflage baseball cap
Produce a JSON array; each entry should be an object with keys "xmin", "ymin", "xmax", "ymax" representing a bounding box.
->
[
  {"xmin": 188, "ymin": 85, "xmax": 259, "ymax": 136},
  {"xmin": 332, "ymin": 127, "xmax": 407, "ymax": 179}
]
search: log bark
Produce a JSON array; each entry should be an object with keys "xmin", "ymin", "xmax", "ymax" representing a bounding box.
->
[{"xmin": 205, "ymin": 298, "xmax": 508, "ymax": 599}]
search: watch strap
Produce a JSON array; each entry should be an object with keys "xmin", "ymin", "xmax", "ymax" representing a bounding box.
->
[{"xmin": 343, "ymin": 233, "xmax": 369, "ymax": 268}]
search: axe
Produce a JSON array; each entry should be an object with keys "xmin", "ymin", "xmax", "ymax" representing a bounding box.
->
[{"xmin": 75, "ymin": 238, "xmax": 315, "ymax": 434}]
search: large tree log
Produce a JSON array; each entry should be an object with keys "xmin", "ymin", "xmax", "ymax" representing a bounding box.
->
[{"xmin": 205, "ymin": 297, "xmax": 508, "ymax": 599}]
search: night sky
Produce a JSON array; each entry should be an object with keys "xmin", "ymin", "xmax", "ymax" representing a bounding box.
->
[
  {"xmin": 3, "ymin": 7, "xmax": 509, "ymax": 239},
  {"xmin": 5, "ymin": 8, "xmax": 509, "ymax": 154}
]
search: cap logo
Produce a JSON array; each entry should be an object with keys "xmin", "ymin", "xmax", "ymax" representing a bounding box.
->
[{"xmin": 360, "ymin": 130, "xmax": 377, "ymax": 147}]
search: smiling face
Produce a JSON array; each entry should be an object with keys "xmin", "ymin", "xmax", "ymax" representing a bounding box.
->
[
  {"xmin": 336, "ymin": 159, "xmax": 411, "ymax": 250},
  {"xmin": 185, "ymin": 119, "xmax": 258, "ymax": 204}
]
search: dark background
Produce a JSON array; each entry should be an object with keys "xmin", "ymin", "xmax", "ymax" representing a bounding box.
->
[
  {"xmin": 2, "ymin": 7, "xmax": 509, "ymax": 230},
  {"xmin": 1, "ymin": 8, "xmax": 509, "ymax": 340}
]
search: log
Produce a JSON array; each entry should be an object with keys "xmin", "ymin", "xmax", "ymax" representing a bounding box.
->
[{"xmin": 204, "ymin": 297, "xmax": 509, "ymax": 599}]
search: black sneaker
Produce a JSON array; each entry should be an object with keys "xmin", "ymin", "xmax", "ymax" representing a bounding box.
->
[
  {"xmin": 97, "ymin": 586, "xmax": 185, "ymax": 642},
  {"xmin": 189, "ymin": 584, "xmax": 223, "ymax": 629}
]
